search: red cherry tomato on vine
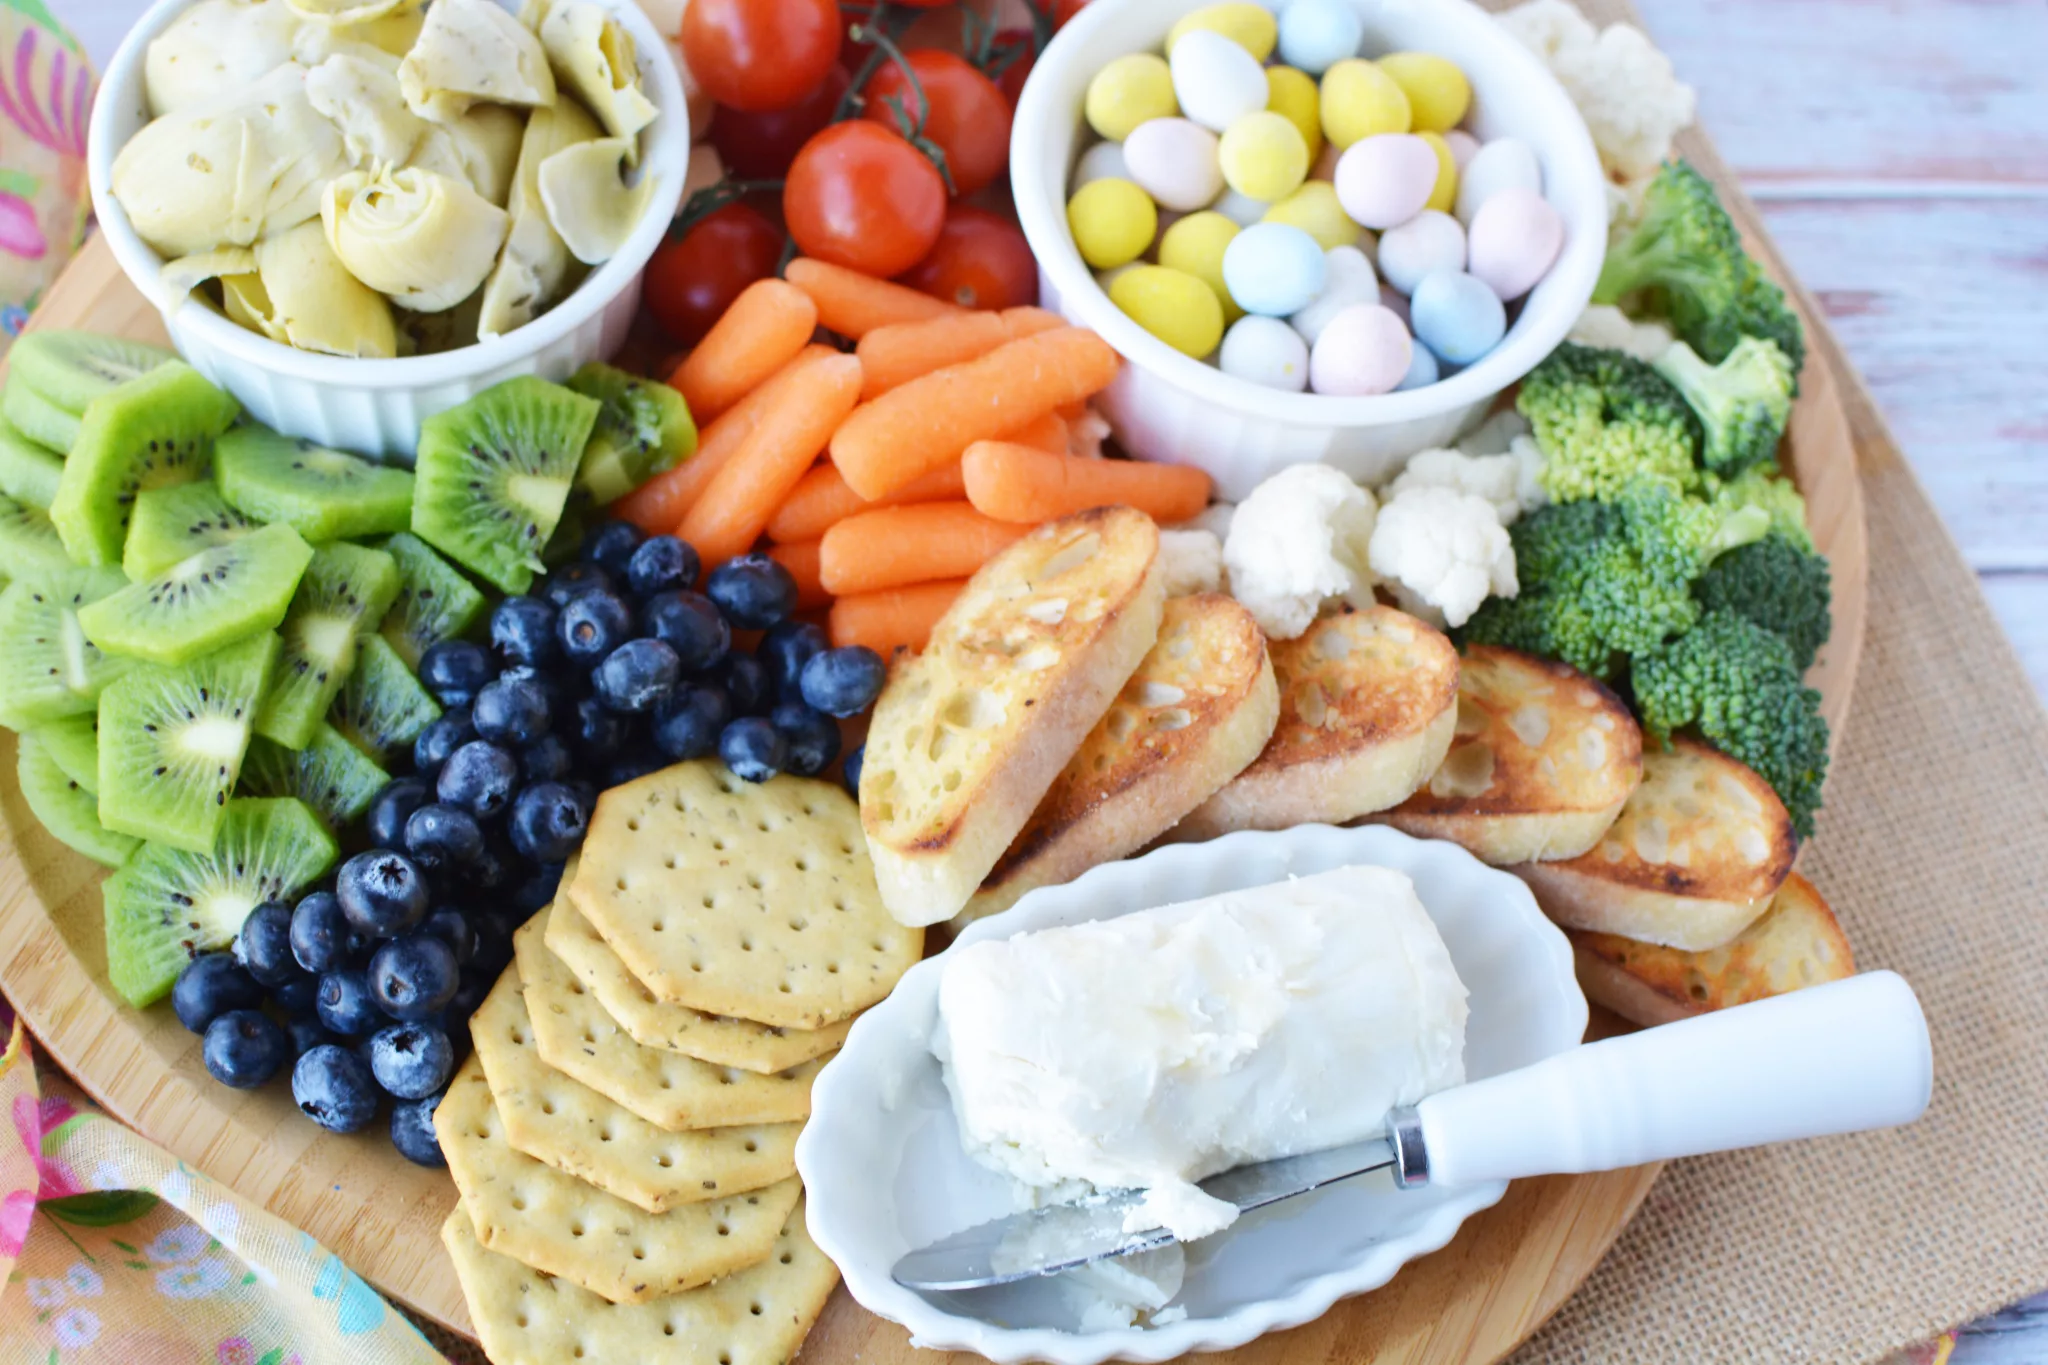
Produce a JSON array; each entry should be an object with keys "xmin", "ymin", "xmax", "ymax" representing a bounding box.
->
[
  {"xmin": 862, "ymin": 49, "xmax": 1013, "ymax": 198},
  {"xmin": 642, "ymin": 203, "xmax": 784, "ymax": 345},
  {"xmin": 785, "ymin": 122, "xmax": 948, "ymax": 279},
  {"xmin": 994, "ymin": 31, "xmax": 1035, "ymax": 107},
  {"xmin": 682, "ymin": 0, "xmax": 841, "ymax": 113},
  {"xmin": 710, "ymin": 66, "xmax": 850, "ymax": 180},
  {"xmin": 898, "ymin": 205, "xmax": 1038, "ymax": 312}
]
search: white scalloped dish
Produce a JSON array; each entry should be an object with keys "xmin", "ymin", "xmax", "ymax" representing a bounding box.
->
[{"xmin": 796, "ymin": 825, "xmax": 1588, "ymax": 1364}]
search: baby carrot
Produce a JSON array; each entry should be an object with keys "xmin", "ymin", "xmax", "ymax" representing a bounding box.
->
[
  {"xmin": 829, "ymin": 327, "xmax": 1121, "ymax": 500},
  {"xmin": 962, "ymin": 441, "xmax": 1213, "ymax": 525},
  {"xmin": 679, "ymin": 351, "xmax": 864, "ymax": 566},
  {"xmin": 819, "ymin": 502, "xmax": 1026, "ymax": 596},
  {"xmin": 829, "ymin": 579, "xmax": 968, "ymax": 657},
  {"xmin": 1004, "ymin": 409, "xmax": 1069, "ymax": 455},
  {"xmin": 785, "ymin": 258, "xmax": 960, "ymax": 339},
  {"xmin": 1002, "ymin": 306, "xmax": 1068, "ymax": 337},
  {"xmin": 855, "ymin": 306, "xmax": 1073, "ymax": 400},
  {"xmin": 766, "ymin": 461, "xmax": 967, "ymax": 544},
  {"xmin": 673, "ymin": 278, "xmax": 818, "ymax": 424},
  {"xmin": 766, "ymin": 538, "xmax": 833, "ymax": 611}
]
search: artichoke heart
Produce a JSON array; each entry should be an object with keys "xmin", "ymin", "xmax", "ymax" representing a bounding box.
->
[
  {"xmin": 160, "ymin": 246, "xmax": 258, "ymax": 301},
  {"xmin": 306, "ymin": 52, "xmax": 428, "ymax": 167},
  {"xmin": 300, "ymin": 5, "xmax": 425, "ymax": 59},
  {"xmin": 251, "ymin": 219, "xmax": 400, "ymax": 357},
  {"xmin": 407, "ymin": 104, "xmax": 526, "ymax": 207},
  {"xmin": 539, "ymin": 1, "xmax": 657, "ymax": 155},
  {"xmin": 399, "ymin": 0, "xmax": 557, "ymax": 125},
  {"xmin": 286, "ymin": 0, "xmax": 423, "ymax": 24},
  {"xmin": 144, "ymin": 0, "xmax": 303, "ymax": 116},
  {"xmin": 221, "ymin": 272, "xmax": 287, "ymax": 341},
  {"xmin": 537, "ymin": 136, "xmax": 654, "ymax": 267},
  {"xmin": 323, "ymin": 166, "xmax": 510, "ymax": 313},
  {"xmin": 478, "ymin": 97, "xmax": 599, "ymax": 339}
]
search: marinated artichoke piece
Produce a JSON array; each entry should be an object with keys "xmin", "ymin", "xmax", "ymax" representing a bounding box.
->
[
  {"xmin": 477, "ymin": 97, "xmax": 599, "ymax": 339},
  {"xmin": 306, "ymin": 51, "xmax": 429, "ymax": 167},
  {"xmin": 539, "ymin": 0, "xmax": 657, "ymax": 154},
  {"xmin": 322, "ymin": 166, "xmax": 510, "ymax": 313},
  {"xmin": 248, "ymin": 219, "xmax": 400, "ymax": 358},
  {"xmin": 221, "ymin": 273, "xmax": 286, "ymax": 342},
  {"xmin": 407, "ymin": 104, "xmax": 526, "ymax": 207},
  {"xmin": 537, "ymin": 136, "xmax": 654, "ymax": 266},
  {"xmin": 399, "ymin": 0, "xmax": 557, "ymax": 124},
  {"xmin": 286, "ymin": 0, "xmax": 423, "ymax": 23},
  {"xmin": 143, "ymin": 0, "xmax": 302, "ymax": 116},
  {"xmin": 294, "ymin": 5, "xmax": 425, "ymax": 61},
  {"xmin": 159, "ymin": 247, "xmax": 257, "ymax": 306}
]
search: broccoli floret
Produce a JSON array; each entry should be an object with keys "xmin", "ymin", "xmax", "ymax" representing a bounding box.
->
[
  {"xmin": 1695, "ymin": 534, "xmax": 1832, "ymax": 670},
  {"xmin": 1697, "ymin": 259, "xmax": 1807, "ymax": 378},
  {"xmin": 1703, "ymin": 465, "xmax": 1813, "ymax": 552},
  {"xmin": 1652, "ymin": 337, "xmax": 1794, "ymax": 476},
  {"xmin": 1517, "ymin": 342, "xmax": 1699, "ymax": 504},
  {"xmin": 1632, "ymin": 609, "xmax": 1830, "ymax": 838}
]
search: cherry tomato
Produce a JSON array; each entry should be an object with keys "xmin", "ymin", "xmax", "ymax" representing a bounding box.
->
[
  {"xmin": 898, "ymin": 205, "xmax": 1038, "ymax": 311},
  {"xmin": 682, "ymin": 0, "xmax": 841, "ymax": 113},
  {"xmin": 862, "ymin": 49, "xmax": 1012, "ymax": 198},
  {"xmin": 710, "ymin": 66, "xmax": 849, "ymax": 180},
  {"xmin": 994, "ymin": 31, "xmax": 1035, "ymax": 107},
  {"xmin": 785, "ymin": 122, "xmax": 947, "ymax": 279},
  {"xmin": 642, "ymin": 203, "xmax": 784, "ymax": 345}
]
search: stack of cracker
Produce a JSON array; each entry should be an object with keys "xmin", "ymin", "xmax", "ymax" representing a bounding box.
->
[{"xmin": 437, "ymin": 761, "xmax": 924, "ymax": 1365}]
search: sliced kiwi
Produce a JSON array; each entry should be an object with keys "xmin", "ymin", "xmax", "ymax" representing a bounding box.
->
[
  {"xmin": 102, "ymin": 796, "xmax": 337, "ymax": 1008},
  {"xmin": 0, "ymin": 566, "xmax": 132, "ymax": 730},
  {"xmin": 95, "ymin": 631, "xmax": 279, "ymax": 854},
  {"xmin": 78, "ymin": 522, "xmax": 311, "ymax": 667},
  {"xmin": 7, "ymin": 331, "xmax": 177, "ymax": 416},
  {"xmin": 215, "ymin": 427, "xmax": 415, "ymax": 542},
  {"xmin": 0, "ymin": 492, "xmax": 76, "ymax": 582},
  {"xmin": 17, "ymin": 733, "xmax": 140, "ymax": 868},
  {"xmin": 411, "ymin": 376, "xmax": 600, "ymax": 593},
  {"xmin": 32, "ymin": 713, "xmax": 101, "ymax": 793},
  {"xmin": 3, "ymin": 381, "xmax": 81, "ymax": 453},
  {"xmin": 256, "ymin": 540, "xmax": 401, "ymax": 748},
  {"xmin": 568, "ymin": 363, "xmax": 697, "ymax": 506},
  {"xmin": 241, "ymin": 724, "xmax": 391, "ymax": 831},
  {"xmin": 329, "ymin": 632, "xmax": 441, "ymax": 761},
  {"xmin": 0, "ymin": 417, "xmax": 64, "ymax": 509},
  {"xmin": 122, "ymin": 482, "xmax": 258, "ymax": 581},
  {"xmin": 377, "ymin": 530, "xmax": 487, "ymax": 668},
  {"xmin": 49, "ymin": 362, "xmax": 239, "ymax": 566}
]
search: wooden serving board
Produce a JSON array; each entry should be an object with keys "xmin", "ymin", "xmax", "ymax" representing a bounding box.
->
[{"xmin": 0, "ymin": 146, "xmax": 1865, "ymax": 1361}]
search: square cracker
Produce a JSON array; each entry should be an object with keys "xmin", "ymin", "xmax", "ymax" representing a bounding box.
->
[
  {"xmin": 515, "ymin": 917, "xmax": 824, "ymax": 1132},
  {"xmin": 443, "ymin": 1198, "xmax": 840, "ymax": 1365},
  {"xmin": 470, "ymin": 965, "xmax": 800, "ymax": 1214},
  {"xmin": 435, "ymin": 1049, "xmax": 801, "ymax": 1304},
  {"xmin": 569, "ymin": 762, "xmax": 923, "ymax": 1029}
]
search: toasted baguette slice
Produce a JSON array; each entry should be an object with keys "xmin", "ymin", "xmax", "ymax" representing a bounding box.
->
[
  {"xmin": 860, "ymin": 506, "xmax": 1166, "ymax": 926},
  {"xmin": 1569, "ymin": 872, "xmax": 1853, "ymax": 1026},
  {"xmin": 1513, "ymin": 734, "xmax": 1796, "ymax": 950},
  {"xmin": 1380, "ymin": 645, "xmax": 1641, "ymax": 865},
  {"xmin": 957, "ymin": 593, "xmax": 1278, "ymax": 929},
  {"xmin": 1174, "ymin": 605, "xmax": 1458, "ymax": 840}
]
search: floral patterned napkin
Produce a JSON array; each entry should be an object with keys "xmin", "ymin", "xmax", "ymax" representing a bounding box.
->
[{"xmin": 0, "ymin": 0, "xmax": 92, "ymax": 347}]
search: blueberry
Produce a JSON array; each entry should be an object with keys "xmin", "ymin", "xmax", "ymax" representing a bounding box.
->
[
  {"xmin": 770, "ymin": 701, "xmax": 841, "ymax": 777},
  {"xmin": 286, "ymin": 1015, "xmax": 336, "ymax": 1057},
  {"xmin": 418, "ymin": 640, "xmax": 493, "ymax": 708},
  {"xmin": 606, "ymin": 752, "xmax": 667, "ymax": 788},
  {"xmin": 437, "ymin": 740, "xmax": 519, "ymax": 819},
  {"xmin": 472, "ymin": 676, "xmax": 550, "ymax": 748},
  {"xmin": 337, "ymin": 849, "xmax": 430, "ymax": 938},
  {"xmin": 706, "ymin": 552, "xmax": 798, "ymax": 629},
  {"xmin": 582, "ymin": 520, "xmax": 644, "ymax": 576},
  {"xmin": 520, "ymin": 733, "xmax": 574, "ymax": 784},
  {"xmin": 508, "ymin": 862, "xmax": 567, "ymax": 915},
  {"xmin": 172, "ymin": 953, "xmax": 264, "ymax": 1034},
  {"xmin": 470, "ymin": 835, "xmax": 513, "ymax": 890},
  {"xmin": 442, "ymin": 968, "xmax": 492, "ymax": 1026},
  {"xmin": 542, "ymin": 561, "xmax": 617, "ymax": 607},
  {"xmin": 234, "ymin": 899, "xmax": 298, "ymax": 986},
  {"xmin": 717, "ymin": 653, "xmax": 771, "ymax": 716},
  {"xmin": 557, "ymin": 591, "xmax": 634, "ymax": 670},
  {"xmin": 269, "ymin": 971, "xmax": 317, "ymax": 1015},
  {"xmin": 315, "ymin": 967, "xmax": 384, "ymax": 1036},
  {"xmin": 501, "ymin": 663, "xmax": 570, "ymax": 722},
  {"xmin": 842, "ymin": 742, "xmax": 864, "ymax": 799},
  {"xmin": 509, "ymin": 782, "xmax": 590, "ymax": 862},
  {"xmin": 720, "ymin": 716, "xmax": 787, "ymax": 782},
  {"xmin": 470, "ymin": 931, "xmax": 514, "ymax": 984},
  {"xmin": 203, "ymin": 1010, "xmax": 290, "ymax": 1089},
  {"xmin": 412, "ymin": 707, "xmax": 476, "ymax": 776},
  {"xmin": 367, "ymin": 934, "xmax": 461, "ymax": 1022},
  {"xmin": 759, "ymin": 620, "xmax": 828, "ymax": 702},
  {"xmin": 366, "ymin": 776, "xmax": 432, "ymax": 851},
  {"xmin": 641, "ymin": 590, "xmax": 731, "ymax": 671},
  {"xmin": 626, "ymin": 535, "xmax": 699, "ymax": 598},
  {"xmin": 569, "ymin": 694, "xmax": 632, "ymax": 763},
  {"xmin": 491, "ymin": 594, "xmax": 560, "ymax": 669},
  {"xmin": 368, "ymin": 1021, "xmax": 455, "ymax": 1100},
  {"xmin": 293, "ymin": 1045, "xmax": 379, "ymax": 1134},
  {"xmin": 653, "ymin": 685, "xmax": 730, "ymax": 761},
  {"xmin": 290, "ymin": 890, "xmax": 360, "ymax": 974},
  {"xmin": 593, "ymin": 637, "xmax": 681, "ymax": 714},
  {"xmin": 390, "ymin": 1092, "xmax": 445, "ymax": 1166},
  {"xmin": 420, "ymin": 907, "xmax": 477, "ymax": 965},
  {"xmin": 404, "ymin": 803, "xmax": 485, "ymax": 873},
  {"xmin": 800, "ymin": 645, "xmax": 887, "ymax": 718}
]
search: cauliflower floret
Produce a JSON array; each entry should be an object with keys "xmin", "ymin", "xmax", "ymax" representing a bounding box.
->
[
  {"xmin": 1157, "ymin": 529, "xmax": 1226, "ymax": 597},
  {"xmin": 1067, "ymin": 407, "xmax": 1113, "ymax": 459},
  {"xmin": 1385, "ymin": 446, "xmax": 1549, "ymax": 526},
  {"xmin": 1456, "ymin": 405, "xmax": 1531, "ymax": 458},
  {"xmin": 1497, "ymin": 0, "xmax": 1696, "ymax": 182},
  {"xmin": 1175, "ymin": 501, "xmax": 1236, "ymax": 541},
  {"xmin": 1368, "ymin": 485, "xmax": 1518, "ymax": 629},
  {"xmin": 1568, "ymin": 302, "xmax": 1677, "ymax": 362},
  {"xmin": 1507, "ymin": 435, "xmax": 1548, "ymax": 520},
  {"xmin": 1224, "ymin": 465, "xmax": 1376, "ymax": 639}
]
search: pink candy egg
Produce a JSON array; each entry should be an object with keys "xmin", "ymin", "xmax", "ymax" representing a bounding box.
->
[
  {"xmin": 1467, "ymin": 187, "xmax": 1564, "ymax": 300},
  {"xmin": 1443, "ymin": 129, "xmax": 1481, "ymax": 170},
  {"xmin": 1378, "ymin": 283, "xmax": 1412, "ymax": 326},
  {"xmin": 1333, "ymin": 134, "xmax": 1440, "ymax": 230},
  {"xmin": 1309, "ymin": 303, "xmax": 1413, "ymax": 396}
]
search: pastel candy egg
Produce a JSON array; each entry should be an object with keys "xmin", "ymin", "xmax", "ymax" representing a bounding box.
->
[
  {"xmin": 1289, "ymin": 243, "xmax": 1378, "ymax": 344},
  {"xmin": 1124, "ymin": 118, "xmax": 1225, "ymax": 211},
  {"xmin": 1320, "ymin": 58, "xmax": 1410, "ymax": 149},
  {"xmin": 1086, "ymin": 54, "xmax": 1177, "ymax": 142},
  {"xmin": 1418, "ymin": 131, "xmax": 1458, "ymax": 213},
  {"xmin": 1468, "ymin": 186, "xmax": 1564, "ymax": 300},
  {"xmin": 1073, "ymin": 140, "xmax": 1132, "ymax": 188},
  {"xmin": 1309, "ymin": 303, "xmax": 1413, "ymax": 396},
  {"xmin": 1211, "ymin": 188, "xmax": 1270, "ymax": 227},
  {"xmin": 1277, "ymin": 0, "xmax": 1364, "ymax": 76},
  {"xmin": 1220, "ymin": 315, "xmax": 1311, "ymax": 392},
  {"xmin": 1376, "ymin": 209, "xmax": 1465, "ymax": 295},
  {"xmin": 1222, "ymin": 221, "xmax": 1327, "ymax": 316},
  {"xmin": 1265, "ymin": 66, "xmax": 1324, "ymax": 162},
  {"xmin": 1334, "ymin": 133, "xmax": 1439, "ymax": 230},
  {"xmin": 1220, "ymin": 111, "xmax": 1309, "ymax": 202},
  {"xmin": 1410, "ymin": 269, "xmax": 1506, "ymax": 365},
  {"xmin": 1378, "ymin": 283, "xmax": 1412, "ymax": 327},
  {"xmin": 1455, "ymin": 137, "xmax": 1542, "ymax": 224},
  {"xmin": 1444, "ymin": 129, "xmax": 1480, "ymax": 170},
  {"xmin": 1396, "ymin": 339, "xmax": 1441, "ymax": 391},
  {"xmin": 1171, "ymin": 29, "xmax": 1270, "ymax": 133},
  {"xmin": 1159, "ymin": 210, "xmax": 1245, "ymax": 320},
  {"xmin": 1068, "ymin": 178, "xmax": 1158, "ymax": 269},
  {"xmin": 1263, "ymin": 181, "xmax": 1361, "ymax": 251},
  {"xmin": 1167, "ymin": 2, "xmax": 1278, "ymax": 62},
  {"xmin": 1111, "ymin": 264, "xmax": 1226, "ymax": 358},
  {"xmin": 1376, "ymin": 52, "xmax": 1471, "ymax": 133}
]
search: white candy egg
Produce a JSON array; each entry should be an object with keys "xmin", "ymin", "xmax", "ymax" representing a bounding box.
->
[
  {"xmin": 1333, "ymin": 133, "xmax": 1440, "ymax": 230},
  {"xmin": 1376, "ymin": 209, "xmax": 1466, "ymax": 296},
  {"xmin": 1123, "ymin": 118, "xmax": 1225, "ymax": 212},
  {"xmin": 1220, "ymin": 314, "xmax": 1311, "ymax": 391},
  {"xmin": 1309, "ymin": 303, "xmax": 1413, "ymax": 396},
  {"xmin": 1467, "ymin": 187, "xmax": 1564, "ymax": 300},
  {"xmin": 1289, "ymin": 244, "xmax": 1378, "ymax": 344},
  {"xmin": 1073, "ymin": 140, "xmax": 1132, "ymax": 187},
  {"xmin": 1455, "ymin": 137, "xmax": 1542, "ymax": 224},
  {"xmin": 1170, "ymin": 29, "xmax": 1270, "ymax": 133},
  {"xmin": 1211, "ymin": 187, "xmax": 1271, "ymax": 226}
]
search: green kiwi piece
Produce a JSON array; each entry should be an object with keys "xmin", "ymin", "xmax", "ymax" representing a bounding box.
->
[
  {"xmin": 411, "ymin": 375, "xmax": 600, "ymax": 593},
  {"xmin": 102, "ymin": 796, "xmax": 336, "ymax": 1008},
  {"xmin": 241, "ymin": 724, "xmax": 390, "ymax": 831},
  {"xmin": 78, "ymin": 522, "xmax": 311, "ymax": 667},
  {"xmin": 568, "ymin": 363, "xmax": 696, "ymax": 506},
  {"xmin": 0, "ymin": 566, "xmax": 132, "ymax": 730},
  {"xmin": 0, "ymin": 418, "xmax": 64, "ymax": 509},
  {"xmin": 3, "ymin": 381, "xmax": 81, "ymax": 452},
  {"xmin": 378, "ymin": 530, "xmax": 487, "ymax": 668},
  {"xmin": 122, "ymin": 482, "xmax": 258, "ymax": 581},
  {"xmin": 7, "ymin": 331, "xmax": 177, "ymax": 416},
  {"xmin": 255, "ymin": 541, "xmax": 401, "ymax": 749},
  {"xmin": 50, "ymin": 362, "xmax": 239, "ymax": 566},
  {"xmin": 214, "ymin": 427, "xmax": 415, "ymax": 542},
  {"xmin": 31, "ymin": 713, "xmax": 101, "ymax": 793},
  {"xmin": 0, "ymin": 492, "xmax": 75, "ymax": 582},
  {"xmin": 330, "ymin": 632, "xmax": 441, "ymax": 761},
  {"xmin": 17, "ymin": 733, "xmax": 140, "ymax": 869},
  {"xmin": 96, "ymin": 631, "xmax": 278, "ymax": 854}
]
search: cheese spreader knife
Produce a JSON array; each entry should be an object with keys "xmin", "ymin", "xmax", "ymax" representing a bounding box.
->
[{"xmin": 893, "ymin": 970, "xmax": 1931, "ymax": 1292}]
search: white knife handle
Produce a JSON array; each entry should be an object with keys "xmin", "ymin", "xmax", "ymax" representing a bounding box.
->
[{"xmin": 1412, "ymin": 971, "xmax": 1932, "ymax": 1188}]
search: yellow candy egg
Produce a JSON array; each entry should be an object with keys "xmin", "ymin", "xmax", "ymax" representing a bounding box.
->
[
  {"xmin": 1111, "ymin": 264, "xmax": 1226, "ymax": 358},
  {"xmin": 1158, "ymin": 211, "xmax": 1245, "ymax": 321},
  {"xmin": 1219, "ymin": 111, "xmax": 1309, "ymax": 203},
  {"xmin": 1166, "ymin": 3, "xmax": 1278, "ymax": 61},
  {"xmin": 1085, "ymin": 53, "xmax": 1178, "ymax": 142},
  {"xmin": 1319, "ymin": 58, "xmax": 1411, "ymax": 150},
  {"xmin": 1418, "ymin": 130, "xmax": 1459, "ymax": 213},
  {"xmin": 1261, "ymin": 181, "xmax": 1361, "ymax": 251},
  {"xmin": 1377, "ymin": 52, "xmax": 1471, "ymax": 133},
  {"xmin": 1264, "ymin": 66, "xmax": 1324, "ymax": 163},
  {"xmin": 1068, "ymin": 178, "xmax": 1158, "ymax": 270}
]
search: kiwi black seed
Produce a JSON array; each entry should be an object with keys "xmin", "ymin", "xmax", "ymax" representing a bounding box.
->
[
  {"xmin": 568, "ymin": 361, "xmax": 696, "ymax": 506},
  {"xmin": 255, "ymin": 540, "xmax": 402, "ymax": 749},
  {"xmin": 215, "ymin": 426, "xmax": 416, "ymax": 542},
  {"xmin": 0, "ymin": 566, "xmax": 132, "ymax": 730},
  {"xmin": 78, "ymin": 521, "xmax": 312, "ymax": 667},
  {"xmin": 122, "ymin": 481, "xmax": 259, "ymax": 581},
  {"xmin": 16, "ymin": 733, "xmax": 139, "ymax": 869},
  {"xmin": 330, "ymin": 632, "xmax": 442, "ymax": 762},
  {"xmin": 240, "ymin": 724, "xmax": 392, "ymax": 831},
  {"xmin": 377, "ymin": 531, "xmax": 488, "ymax": 669}
]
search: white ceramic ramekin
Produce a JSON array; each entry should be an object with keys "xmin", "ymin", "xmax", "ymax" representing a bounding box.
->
[
  {"xmin": 86, "ymin": 0, "xmax": 689, "ymax": 461},
  {"xmin": 1010, "ymin": 0, "xmax": 1606, "ymax": 499}
]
